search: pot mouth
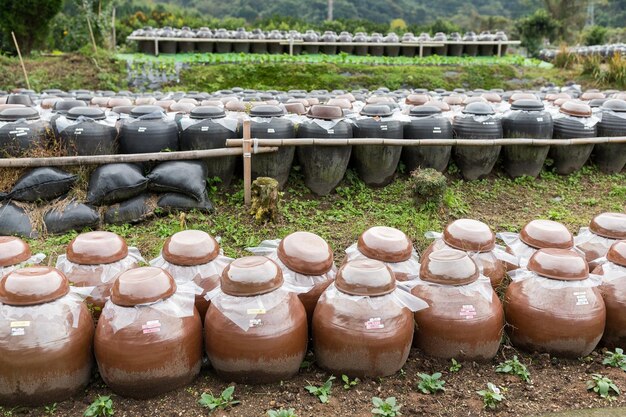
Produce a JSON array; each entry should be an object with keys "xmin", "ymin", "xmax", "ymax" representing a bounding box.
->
[
  {"xmin": 0, "ymin": 107, "xmax": 40, "ymax": 121},
  {"xmin": 277, "ymin": 231, "xmax": 334, "ymax": 275},
  {"xmin": 405, "ymin": 94, "xmax": 430, "ymax": 106},
  {"xmin": 66, "ymin": 107, "xmax": 106, "ymax": 120},
  {"xmin": 462, "ymin": 101, "xmax": 495, "ymax": 116},
  {"xmin": 284, "ymin": 102, "xmax": 307, "ymax": 115},
  {"xmin": 307, "ymin": 104, "xmax": 343, "ymax": 120},
  {"xmin": 162, "ymin": 230, "xmax": 220, "ymax": 266},
  {"xmin": 519, "ymin": 220, "xmax": 573, "ymax": 249},
  {"xmin": 360, "ymin": 104, "xmax": 393, "ymax": 117},
  {"xmin": 130, "ymin": 105, "xmax": 165, "ymax": 118},
  {"xmin": 249, "ymin": 104, "xmax": 285, "ymax": 118},
  {"xmin": 607, "ymin": 240, "xmax": 626, "ymax": 267},
  {"xmin": 510, "ymin": 99, "xmax": 544, "ymax": 111},
  {"xmin": 443, "ymin": 219, "xmax": 495, "ymax": 252},
  {"xmin": 420, "ymin": 249, "xmax": 479, "ymax": 285},
  {"xmin": 559, "ymin": 100, "xmax": 592, "ymax": 117},
  {"xmin": 0, "ymin": 236, "xmax": 31, "ymax": 267},
  {"xmin": 335, "ymin": 259, "xmax": 396, "ymax": 297},
  {"xmin": 527, "ymin": 248, "xmax": 589, "ymax": 281},
  {"xmin": 357, "ymin": 226, "xmax": 413, "ymax": 263},
  {"xmin": 221, "ymin": 256, "xmax": 283, "ymax": 296},
  {"xmin": 111, "ymin": 267, "xmax": 177, "ymax": 307},
  {"xmin": 0, "ymin": 267, "xmax": 69, "ymax": 306},
  {"xmin": 189, "ymin": 105, "xmax": 226, "ymax": 119},
  {"xmin": 590, "ymin": 212, "xmax": 626, "ymax": 239},
  {"xmin": 67, "ymin": 231, "xmax": 129, "ymax": 265},
  {"xmin": 409, "ymin": 105, "xmax": 442, "ymax": 117},
  {"xmin": 601, "ymin": 99, "xmax": 626, "ymax": 113}
]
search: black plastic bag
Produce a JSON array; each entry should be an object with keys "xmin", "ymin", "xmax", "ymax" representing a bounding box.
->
[
  {"xmin": 147, "ymin": 160, "xmax": 207, "ymax": 201},
  {"xmin": 157, "ymin": 191, "xmax": 214, "ymax": 214},
  {"xmin": 44, "ymin": 201, "xmax": 100, "ymax": 234},
  {"xmin": 0, "ymin": 202, "xmax": 34, "ymax": 237},
  {"xmin": 87, "ymin": 163, "xmax": 148, "ymax": 205},
  {"xmin": 104, "ymin": 194, "xmax": 153, "ymax": 225},
  {"xmin": 5, "ymin": 168, "xmax": 77, "ymax": 202}
]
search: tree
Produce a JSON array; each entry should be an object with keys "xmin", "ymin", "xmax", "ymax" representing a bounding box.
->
[
  {"xmin": 543, "ymin": 0, "xmax": 587, "ymax": 41},
  {"xmin": 0, "ymin": 0, "xmax": 63, "ymax": 54},
  {"xmin": 516, "ymin": 8, "xmax": 560, "ymax": 56}
]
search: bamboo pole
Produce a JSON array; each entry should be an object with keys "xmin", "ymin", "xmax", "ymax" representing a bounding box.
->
[
  {"xmin": 0, "ymin": 146, "xmax": 277, "ymax": 168},
  {"xmin": 111, "ymin": 7, "xmax": 116, "ymax": 51},
  {"xmin": 86, "ymin": 13, "xmax": 98, "ymax": 54},
  {"xmin": 226, "ymin": 136, "xmax": 626, "ymax": 148},
  {"xmin": 11, "ymin": 32, "xmax": 30, "ymax": 90},
  {"xmin": 243, "ymin": 120, "xmax": 252, "ymax": 206}
]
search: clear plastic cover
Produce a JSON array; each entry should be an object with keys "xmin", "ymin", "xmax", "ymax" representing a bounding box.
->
[
  {"xmin": 598, "ymin": 261, "xmax": 626, "ymax": 283},
  {"xmin": 320, "ymin": 282, "xmax": 428, "ymax": 312},
  {"xmin": 426, "ymin": 231, "xmax": 518, "ymax": 270},
  {"xmin": 178, "ymin": 115, "xmax": 239, "ymax": 132},
  {"xmin": 54, "ymin": 114, "xmax": 118, "ymax": 134},
  {"xmin": 574, "ymin": 227, "xmax": 617, "ymax": 256},
  {"xmin": 100, "ymin": 281, "xmax": 200, "ymax": 333},
  {"xmin": 55, "ymin": 247, "xmax": 145, "ymax": 285},
  {"xmin": 246, "ymin": 239, "xmax": 336, "ymax": 291},
  {"xmin": 344, "ymin": 242, "xmax": 420, "ymax": 278},
  {"xmin": 553, "ymin": 113, "xmax": 600, "ymax": 129},
  {"xmin": 508, "ymin": 268, "xmax": 603, "ymax": 289},
  {"xmin": 453, "ymin": 113, "xmax": 498, "ymax": 123},
  {"xmin": 497, "ymin": 231, "xmax": 536, "ymax": 268},
  {"xmin": 0, "ymin": 118, "xmax": 45, "ymax": 130},
  {"xmin": 0, "ymin": 253, "xmax": 45, "ymax": 277},
  {"xmin": 403, "ymin": 274, "xmax": 495, "ymax": 302},
  {"xmin": 299, "ymin": 117, "xmax": 353, "ymax": 131},
  {"xmin": 149, "ymin": 252, "xmax": 233, "ymax": 286}
]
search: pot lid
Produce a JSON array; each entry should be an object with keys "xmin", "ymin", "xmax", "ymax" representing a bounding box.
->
[
  {"xmin": 420, "ymin": 249, "xmax": 479, "ymax": 286},
  {"xmin": 107, "ymin": 97, "xmax": 133, "ymax": 108},
  {"xmin": 66, "ymin": 107, "xmax": 106, "ymax": 120},
  {"xmin": 527, "ymin": 248, "xmax": 588, "ymax": 281},
  {"xmin": 190, "ymin": 106, "xmax": 226, "ymax": 119},
  {"xmin": 510, "ymin": 99, "xmax": 544, "ymax": 111},
  {"xmin": 602, "ymin": 99, "xmax": 626, "ymax": 113},
  {"xmin": 326, "ymin": 98, "xmax": 352, "ymax": 109},
  {"xmin": 357, "ymin": 226, "xmax": 413, "ymax": 263},
  {"xmin": 67, "ymin": 231, "xmax": 129, "ymax": 265},
  {"xmin": 481, "ymin": 92, "xmax": 502, "ymax": 103},
  {"xmin": 581, "ymin": 91, "xmax": 605, "ymax": 101},
  {"xmin": 520, "ymin": 220, "xmax": 573, "ymax": 249},
  {"xmin": 410, "ymin": 105, "xmax": 442, "ymax": 117},
  {"xmin": 559, "ymin": 100, "xmax": 592, "ymax": 117},
  {"xmin": 607, "ymin": 240, "xmax": 626, "ymax": 267},
  {"xmin": 111, "ymin": 267, "xmax": 176, "ymax": 307},
  {"xmin": 277, "ymin": 231, "xmax": 334, "ymax": 275},
  {"xmin": 0, "ymin": 107, "xmax": 39, "ymax": 121},
  {"xmin": 443, "ymin": 95, "xmax": 464, "ymax": 106},
  {"xmin": 443, "ymin": 219, "xmax": 495, "ymax": 252},
  {"xmin": 0, "ymin": 236, "xmax": 32, "ymax": 267},
  {"xmin": 225, "ymin": 100, "xmax": 246, "ymax": 112},
  {"xmin": 589, "ymin": 98, "xmax": 609, "ymax": 108},
  {"xmin": 130, "ymin": 105, "xmax": 164, "ymax": 118},
  {"xmin": 169, "ymin": 102, "xmax": 195, "ymax": 113},
  {"xmin": 462, "ymin": 102, "xmax": 495, "ymax": 116},
  {"xmin": 135, "ymin": 97, "xmax": 157, "ymax": 106},
  {"xmin": 249, "ymin": 105, "xmax": 284, "ymax": 118},
  {"xmin": 284, "ymin": 102, "xmax": 307, "ymax": 115},
  {"xmin": 360, "ymin": 104, "xmax": 393, "ymax": 117},
  {"xmin": 162, "ymin": 230, "xmax": 219, "ymax": 266},
  {"xmin": 53, "ymin": 100, "xmax": 87, "ymax": 112},
  {"xmin": 308, "ymin": 104, "xmax": 343, "ymax": 120},
  {"xmin": 220, "ymin": 256, "xmax": 283, "ymax": 297},
  {"xmin": 335, "ymin": 259, "xmax": 396, "ymax": 297},
  {"xmin": 405, "ymin": 94, "xmax": 430, "ymax": 106},
  {"xmin": 589, "ymin": 212, "xmax": 626, "ymax": 239},
  {"xmin": 425, "ymin": 101, "xmax": 450, "ymax": 112},
  {"xmin": 0, "ymin": 267, "xmax": 69, "ymax": 306}
]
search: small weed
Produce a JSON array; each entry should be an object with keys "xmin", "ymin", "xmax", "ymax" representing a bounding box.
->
[
  {"xmin": 417, "ymin": 372, "xmax": 446, "ymax": 394},
  {"xmin": 198, "ymin": 386, "xmax": 240, "ymax": 412},
  {"xmin": 44, "ymin": 403, "xmax": 57, "ymax": 415},
  {"xmin": 587, "ymin": 374, "xmax": 620, "ymax": 399},
  {"xmin": 477, "ymin": 383, "xmax": 505, "ymax": 410},
  {"xmin": 449, "ymin": 358, "xmax": 462, "ymax": 373},
  {"xmin": 371, "ymin": 396, "xmax": 402, "ymax": 416},
  {"xmin": 496, "ymin": 356, "xmax": 531, "ymax": 383},
  {"xmin": 83, "ymin": 395, "xmax": 114, "ymax": 417},
  {"xmin": 603, "ymin": 348, "xmax": 626, "ymax": 371},
  {"xmin": 267, "ymin": 408, "xmax": 298, "ymax": 417},
  {"xmin": 342, "ymin": 374, "xmax": 360, "ymax": 390},
  {"xmin": 305, "ymin": 376, "xmax": 335, "ymax": 403}
]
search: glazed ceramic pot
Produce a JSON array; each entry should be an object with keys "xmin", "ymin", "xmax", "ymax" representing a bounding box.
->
[
  {"xmin": 423, "ymin": 219, "xmax": 506, "ymax": 289},
  {"xmin": 0, "ymin": 107, "xmax": 49, "ymax": 157},
  {"xmin": 505, "ymin": 249, "xmax": 605, "ymax": 357},
  {"xmin": 0, "ymin": 267, "xmax": 94, "ymax": 406},
  {"xmin": 56, "ymin": 231, "xmax": 143, "ymax": 317},
  {"xmin": 58, "ymin": 107, "xmax": 118, "ymax": 155},
  {"xmin": 313, "ymin": 259, "xmax": 418, "ymax": 377},
  {"xmin": 412, "ymin": 249, "xmax": 504, "ymax": 360},
  {"xmin": 402, "ymin": 105, "xmax": 453, "ymax": 172},
  {"xmin": 593, "ymin": 240, "xmax": 626, "ymax": 347},
  {"xmin": 150, "ymin": 230, "xmax": 232, "ymax": 321},
  {"xmin": 594, "ymin": 99, "xmax": 626, "ymax": 173},
  {"xmin": 204, "ymin": 256, "xmax": 308, "ymax": 384},
  {"xmin": 550, "ymin": 101, "xmax": 597, "ymax": 175},
  {"xmin": 95, "ymin": 267, "xmax": 202, "ymax": 398},
  {"xmin": 576, "ymin": 213, "xmax": 626, "ymax": 270},
  {"xmin": 0, "ymin": 236, "xmax": 34, "ymax": 277},
  {"xmin": 119, "ymin": 106, "xmax": 179, "ymax": 154}
]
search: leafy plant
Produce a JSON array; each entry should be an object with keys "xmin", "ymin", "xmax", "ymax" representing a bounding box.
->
[
  {"xmin": 44, "ymin": 403, "xmax": 57, "ymax": 415},
  {"xmin": 409, "ymin": 168, "xmax": 447, "ymax": 208},
  {"xmin": 371, "ymin": 396, "xmax": 402, "ymax": 416},
  {"xmin": 449, "ymin": 359, "xmax": 462, "ymax": 373},
  {"xmin": 477, "ymin": 383, "xmax": 505, "ymax": 410},
  {"xmin": 603, "ymin": 348, "xmax": 626, "ymax": 371},
  {"xmin": 83, "ymin": 395, "xmax": 114, "ymax": 417},
  {"xmin": 198, "ymin": 386, "xmax": 240, "ymax": 412},
  {"xmin": 587, "ymin": 374, "xmax": 621, "ymax": 399},
  {"xmin": 417, "ymin": 372, "xmax": 445, "ymax": 394},
  {"xmin": 267, "ymin": 408, "xmax": 297, "ymax": 417},
  {"xmin": 342, "ymin": 374, "xmax": 360, "ymax": 390},
  {"xmin": 305, "ymin": 376, "xmax": 335, "ymax": 403},
  {"xmin": 496, "ymin": 356, "xmax": 531, "ymax": 383}
]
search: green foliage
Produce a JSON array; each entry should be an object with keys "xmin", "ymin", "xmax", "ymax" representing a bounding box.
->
[
  {"xmin": 449, "ymin": 358, "xmax": 462, "ymax": 373},
  {"xmin": 496, "ymin": 355, "xmax": 531, "ymax": 383},
  {"xmin": 516, "ymin": 8, "xmax": 560, "ymax": 57},
  {"xmin": 44, "ymin": 404, "xmax": 57, "ymax": 415},
  {"xmin": 267, "ymin": 408, "xmax": 297, "ymax": 417},
  {"xmin": 553, "ymin": 44, "xmax": 576, "ymax": 69},
  {"xmin": 587, "ymin": 374, "xmax": 621, "ymax": 399},
  {"xmin": 342, "ymin": 374, "xmax": 360, "ymax": 390},
  {"xmin": 409, "ymin": 168, "xmax": 447, "ymax": 208},
  {"xmin": 417, "ymin": 373, "xmax": 446, "ymax": 394},
  {"xmin": 371, "ymin": 397, "xmax": 402, "ymax": 416},
  {"xmin": 583, "ymin": 25, "xmax": 608, "ymax": 46},
  {"xmin": 305, "ymin": 376, "xmax": 335, "ymax": 403},
  {"xmin": 477, "ymin": 383, "xmax": 505, "ymax": 409},
  {"xmin": 198, "ymin": 386, "xmax": 241, "ymax": 412},
  {"xmin": 83, "ymin": 395, "xmax": 114, "ymax": 417},
  {"xmin": 0, "ymin": 0, "xmax": 63, "ymax": 54},
  {"xmin": 603, "ymin": 348, "xmax": 626, "ymax": 372}
]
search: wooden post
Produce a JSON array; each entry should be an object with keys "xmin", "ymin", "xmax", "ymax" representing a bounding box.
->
[
  {"xmin": 86, "ymin": 14, "xmax": 98, "ymax": 54},
  {"xmin": 243, "ymin": 120, "xmax": 252, "ymax": 206},
  {"xmin": 289, "ymin": 38, "xmax": 294, "ymax": 56},
  {"xmin": 419, "ymin": 43, "xmax": 423, "ymax": 58},
  {"xmin": 11, "ymin": 32, "xmax": 30, "ymax": 90},
  {"xmin": 497, "ymin": 42, "xmax": 502, "ymax": 57},
  {"xmin": 111, "ymin": 7, "xmax": 116, "ymax": 51}
]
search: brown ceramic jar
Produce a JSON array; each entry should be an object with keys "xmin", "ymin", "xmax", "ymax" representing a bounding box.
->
[
  {"xmin": 412, "ymin": 249, "xmax": 504, "ymax": 360},
  {"xmin": 0, "ymin": 236, "xmax": 32, "ymax": 277},
  {"xmin": 577, "ymin": 212, "xmax": 626, "ymax": 269},
  {"xmin": 95, "ymin": 267, "xmax": 202, "ymax": 398},
  {"xmin": 313, "ymin": 259, "xmax": 414, "ymax": 377},
  {"xmin": 57, "ymin": 231, "xmax": 141, "ymax": 317},
  {"xmin": 423, "ymin": 219, "xmax": 506, "ymax": 289},
  {"xmin": 204, "ymin": 256, "xmax": 308, "ymax": 384},
  {"xmin": 593, "ymin": 240, "xmax": 626, "ymax": 347},
  {"xmin": 0, "ymin": 267, "xmax": 94, "ymax": 406},
  {"xmin": 505, "ymin": 249, "xmax": 606, "ymax": 357}
]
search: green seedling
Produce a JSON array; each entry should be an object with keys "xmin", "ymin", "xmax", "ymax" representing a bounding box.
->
[
  {"xmin": 198, "ymin": 386, "xmax": 240, "ymax": 412},
  {"xmin": 267, "ymin": 408, "xmax": 297, "ymax": 417},
  {"xmin": 603, "ymin": 348, "xmax": 626, "ymax": 371},
  {"xmin": 305, "ymin": 376, "xmax": 335, "ymax": 403},
  {"xmin": 371, "ymin": 397, "xmax": 402, "ymax": 416},
  {"xmin": 44, "ymin": 403, "xmax": 57, "ymax": 415},
  {"xmin": 417, "ymin": 372, "xmax": 445, "ymax": 394},
  {"xmin": 496, "ymin": 355, "xmax": 531, "ymax": 383},
  {"xmin": 342, "ymin": 374, "xmax": 359, "ymax": 390},
  {"xmin": 449, "ymin": 358, "xmax": 462, "ymax": 373},
  {"xmin": 587, "ymin": 374, "xmax": 620, "ymax": 399},
  {"xmin": 83, "ymin": 395, "xmax": 114, "ymax": 417},
  {"xmin": 477, "ymin": 383, "xmax": 505, "ymax": 410}
]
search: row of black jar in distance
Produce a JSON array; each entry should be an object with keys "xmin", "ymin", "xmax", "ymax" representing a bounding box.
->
[
  {"xmin": 0, "ymin": 210, "xmax": 625, "ymax": 406},
  {"xmin": 0, "ymin": 98, "xmax": 624, "ymax": 196}
]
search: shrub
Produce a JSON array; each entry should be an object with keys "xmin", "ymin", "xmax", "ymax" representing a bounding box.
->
[{"xmin": 409, "ymin": 168, "xmax": 447, "ymax": 208}]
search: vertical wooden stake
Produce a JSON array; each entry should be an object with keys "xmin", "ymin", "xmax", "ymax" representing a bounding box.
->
[
  {"xmin": 11, "ymin": 32, "xmax": 30, "ymax": 90},
  {"xmin": 86, "ymin": 14, "xmax": 98, "ymax": 54},
  {"xmin": 243, "ymin": 120, "xmax": 252, "ymax": 206},
  {"xmin": 111, "ymin": 7, "xmax": 116, "ymax": 50}
]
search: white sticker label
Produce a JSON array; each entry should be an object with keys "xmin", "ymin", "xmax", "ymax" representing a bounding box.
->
[
  {"xmin": 433, "ymin": 127, "xmax": 442, "ymax": 134},
  {"xmin": 574, "ymin": 291, "xmax": 589, "ymax": 306},
  {"xmin": 327, "ymin": 129, "xmax": 334, "ymax": 134},
  {"xmin": 247, "ymin": 308, "xmax": 266, "ymax": 315},
  {"xmin": 267, "ymin": 128, "xmax": 275, "ymax": 133},
  {"xmin": 460, "ymin": 304, "xmax": 476, "ymax": 319},
  {"xmin": 365, "ymin": 317, "xmax": 384, "ymax": 330},
  {"xmin": 201, "ymin": 126, "xmax": 209, "ymax": 131},
  {"xmin": 11, "ymin": 328, "xmax": 25, "ymax": 336},
  {"xmin": 380, "ymin": 125, "xmax": 388, "ymax": 131},
  {"xmin": 249, "ymin": 318, "xmax": 263, "ymax": 328},
  {"xmin": 138, "ymin": 127, "xmax": 147, "ymax": 132},
  {"xmin": 142, "ymin": 320, "xmax": 161, "ymax": 334},
  {"xmin": 10, "ymin": 321, "xmax": 30, "ymax": 328},
  {"xmin": 537, "ymin": 117, "xmax": 544, "ymax": 122}
]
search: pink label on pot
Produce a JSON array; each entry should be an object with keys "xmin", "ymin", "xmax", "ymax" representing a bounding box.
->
[
  {"xmin": 459, "ymin": 304, "xmax": 476, "ymax": 319},
  {"xmin": 365, "ymin": 317, "xmax": 384, "ymax": 330},
  {"xmin": 142, "ymin": 320, "xmax": 161, "ymax": 333}
]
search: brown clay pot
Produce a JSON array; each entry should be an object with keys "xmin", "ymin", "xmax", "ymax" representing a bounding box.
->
[
  {"xmin": 353, "ymin": 226, "xmax": 416, "ymax": 281},
  {"xmin": 313, "ymin": 259, "xmax": 414, "ymax": 377},
  {"xmin": 412, "ymin": 250, "xmax": 503, "ymax": 360},
  {"xmin": 0, "ymin": 236, "xmax": 31, "ymax": 269},
  {"xmin": 95, "ymin": 267, "xmax": 202, "ymax": 399},
  {"xmin": 204, "ymin": 256, "xmax": 308, "ymax": 384},
  {"xmin": 505, "ymin": 249, "xmax": 606, "ymax": 357},
  {"xmin": 0, "ymin": 267, "xmax": 94, "ymax": 406},
  {"xmin": 577, "ymin": 213, "xmax": 626, "ymax": 269},
  {"xmin": 594, "ymin": 240, "xmax": 626, "ymax": 347}
]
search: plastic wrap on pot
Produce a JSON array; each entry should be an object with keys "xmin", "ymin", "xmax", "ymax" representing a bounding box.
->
[
  {"xmin": 593, "ymin": 240, "xmax": 626, "ymax": 347},
  {"xmin": 0, "ymin": 236, "xmax": 45, "ymax": 278},
  {"xmin": 575, "ymin": 212, "xmax": 626, "ymax": 269}
]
